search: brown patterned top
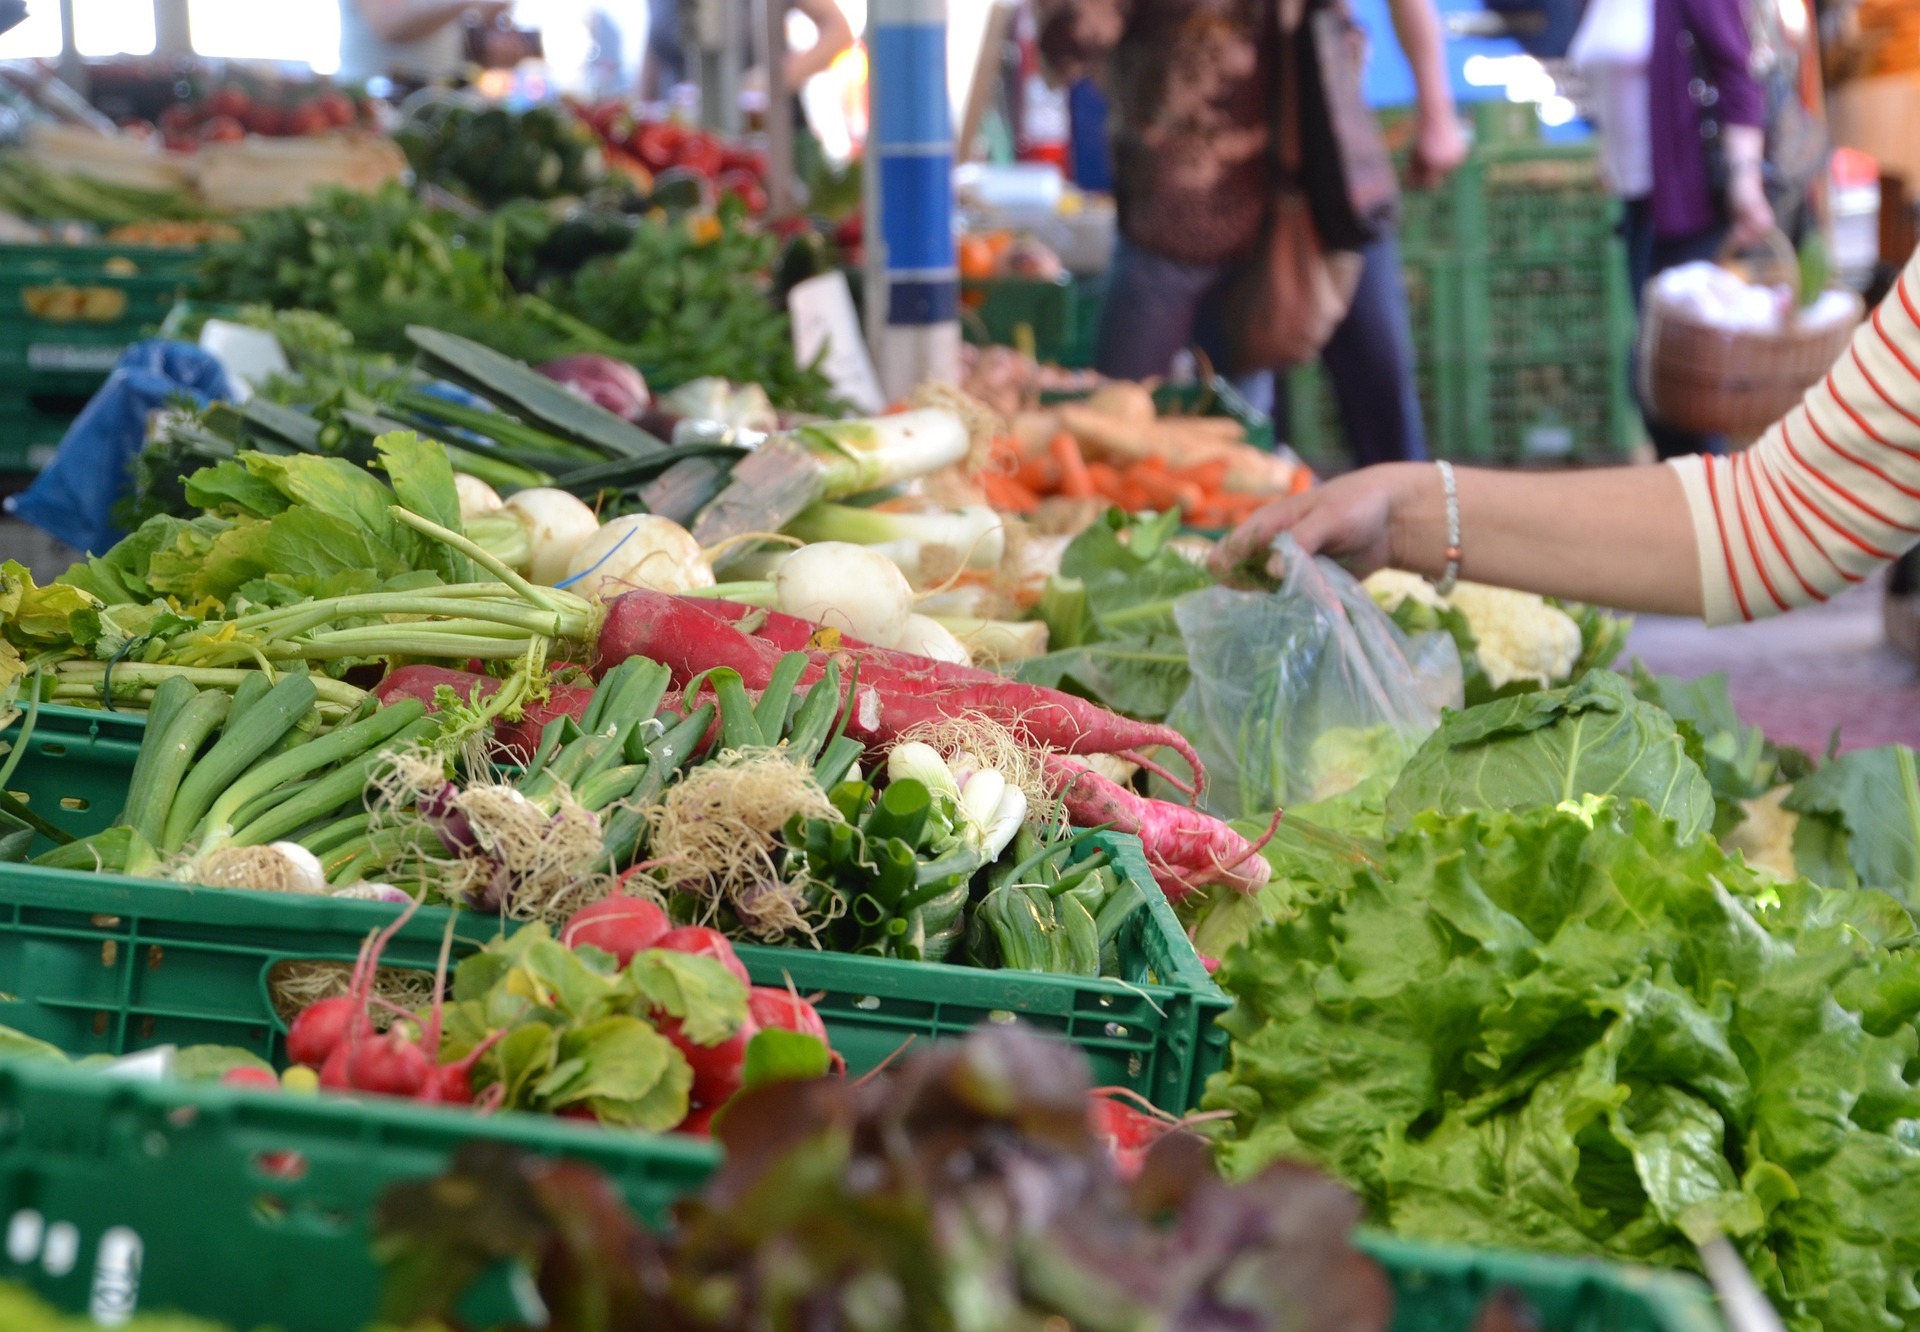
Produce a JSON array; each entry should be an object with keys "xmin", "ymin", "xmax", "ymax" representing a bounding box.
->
[{"xmin": 1037, "ymin": 0, "xmax": 1273, "ymax": 265}]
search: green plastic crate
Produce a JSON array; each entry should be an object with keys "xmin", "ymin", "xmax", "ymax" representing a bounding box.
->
[
  {"xmin": 1360, "ymin": 1234, "xmax": 1724, "ymax": 1332},
  {"xmin": 0, "ymin": 708, "xmax": 1229, "ymax": 1114},
  {"xmin": 0, "ymin": 1052, "xmax": 1725, "ymax": 1332},
  {"xmin": 0, "ymin": 1053, "xmax": 718, "ymax": 1331},
  {"xmin": 0, "ymin": 244, "xmax": 199, "ymax": 399},
  {"xmin": 960, "ymin": 275, "xmax": 1084, "ymax": 365}
]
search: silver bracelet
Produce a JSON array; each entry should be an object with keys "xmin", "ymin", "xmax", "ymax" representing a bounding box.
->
[{"xmin": 1433, "ymin": 459, "xmax": 1461, "ymax": 596}]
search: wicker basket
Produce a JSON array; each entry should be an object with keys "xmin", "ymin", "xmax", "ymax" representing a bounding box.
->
[{"xmin": 1636, "ymin": 229, "xmax": 1863, "ymax": 440}]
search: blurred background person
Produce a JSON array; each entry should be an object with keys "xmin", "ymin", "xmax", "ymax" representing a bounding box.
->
[{"xmin": 339, "ymin": 0, "xmax": 509, "ymax": 84}]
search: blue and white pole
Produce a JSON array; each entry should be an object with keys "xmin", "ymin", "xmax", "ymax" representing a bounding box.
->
[{"xmin": 864, "ymin": 0, "xmax": 961, "ymax": 397}]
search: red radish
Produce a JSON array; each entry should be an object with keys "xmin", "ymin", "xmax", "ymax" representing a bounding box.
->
[
  {"xmin": 286, "ymin": 994, "xmax": 358, "ymax": 1070},
  {"xmin": 1087, "ymin": 1088, "xmax": 1181, "ymax": 1182},
  {"xmin": 677, "ymin": 1102, "xmax": 720, "ymax": 1137},
  {"xmin": 691, "ymin": 596, "xmax": 997, "ymax": 684},
  {"xmin": 746, "ymin": 986, "xmax": 827, "ymax": 1043},
  {"xmin": 319, "ymin": 1042, "xmax": 351, "ymax": 1090},
  {"xmin": 422, "ymin": 1028, "xmax": 509, "ymax": 1105},
  {"xmin": 655, "ymin": 925, "xmax": 751, "ymax": 987},
  {"xmin": 1045, "ymin": 758, "xmax": 1279, "ymax": 902},
  {"xmin": 747, "ymin": 986, "xmax": 846, "ymax": 1075},
  {"xmin": 221, "ymin": 1066, "xmax": 280, "ymax": 1090},
  {"xmin": 561, "ymin": 894, "xmax": 670, "ymax": 965},
  {"xmin": 345, "ymin": 1030, "xmax": 434, "ymax": 1098},
  {"xmin": 660, "ymin": 1015, "xmax": 756, "ymax": 1107},
  {"xmin": 557, "ymin": 1104, "xmax": 598, "ymax": 1121}
]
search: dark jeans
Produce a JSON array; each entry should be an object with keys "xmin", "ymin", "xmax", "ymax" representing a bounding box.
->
[
  {"xmin": 1623, "ymin": 196, "xmax": 1728, "ymax": 459},
  {"xmin": 1095, "ymin": 233, "xmax": 1428, "ymax": 467}
]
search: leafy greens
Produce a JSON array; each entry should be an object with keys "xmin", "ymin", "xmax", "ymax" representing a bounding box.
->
[
  {"xmin": 1205, "ymin": 798, "xmax": 1920, "ymax": 1332},
  {"xmin": 1384, "ymin": 671, "xmax": 1715, "ymax": 842}
]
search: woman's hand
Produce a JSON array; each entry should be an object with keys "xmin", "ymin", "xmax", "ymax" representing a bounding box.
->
[
  {"xmin": 1727, "ymin": 164, "xmax": 1776, "ymax": 249},
  {"xmin": 1208, "ymin": 463, "xmax": 1427, "ymax": 586}
]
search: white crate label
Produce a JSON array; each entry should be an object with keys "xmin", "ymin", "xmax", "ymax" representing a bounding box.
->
[
  {"xmin": 89, "ymin": 1225, "xmax": 143, "ymax": 1325},
  {"xmin": 41, "ymin": 1219, "xmax": 77, "ymax": 1276},
  {"xmin": 1524, "ymin": 424, "xmax": 1574, "ymax": 457},
  {"xmin": 6, "ymin": 1209, "xmax": 43, "ymax": 1264},
  {"xmin": 26, "ymin": 344, "xmax": 127, "ymax": 373}
]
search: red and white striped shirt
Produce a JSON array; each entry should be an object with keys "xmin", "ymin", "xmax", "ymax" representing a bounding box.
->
[{"xmin": 1670, "ymin": 245, "xmax": 1920, "ymax": 625}]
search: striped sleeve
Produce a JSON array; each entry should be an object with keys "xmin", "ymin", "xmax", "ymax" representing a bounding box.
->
[{"xmin": 1668, "ymin": 244, "xmax": 1920, "ymax": 626}]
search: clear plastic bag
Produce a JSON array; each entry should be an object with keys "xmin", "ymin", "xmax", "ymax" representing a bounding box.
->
[{"xmin": 1165, "ymin": 535, "xmax": 1462, "ymax": 823}]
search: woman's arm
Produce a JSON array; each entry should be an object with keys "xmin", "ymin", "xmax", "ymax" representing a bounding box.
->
[
  {"xmin": 1213, "ymin": 244, "xmax": 1920, "ymax": 623},
  {"xmin": 784, "ymin": 0, "xmax": 854, "ymax": 89},
  {"xmin": 357, "ymin": 0, "xmax": 503, "ymax": 45},
  {"xmin": 1210, "ymin": 461, "xmax": 1708, "ymax": 614},
  {"xmin": 1384, "ymin": 0, "xmax": 1466, "ymax": 188},
  {"xmin": 1682, "ymin": 0, "xmax": 1772, "ymax": 244}
]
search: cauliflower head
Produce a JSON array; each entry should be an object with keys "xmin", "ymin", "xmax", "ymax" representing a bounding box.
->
[
  {"xmin": 1363, "ymin": 568, "xmax": 1448, "ymax": 615},
  {"xmin": 1445, "ymin": 582, "xmax": 1583, "ymax": 691}
]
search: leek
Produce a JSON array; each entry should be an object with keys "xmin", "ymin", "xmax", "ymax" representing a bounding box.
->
[{"xmin": 791, "ymin": 410, "xmax": 970, "ymax": 500}]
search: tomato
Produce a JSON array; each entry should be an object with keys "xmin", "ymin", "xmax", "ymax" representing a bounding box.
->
[
  {"xmin": 958, "ymin": 234, "xmax": 997, "ymax": 280},
  {"xmin": 247, "ymin": 104, "xmax": 287, "ymax": 137},
  {"xmin": 205, "ymin": 86, "xmax": 251, "ymax": 122},
  {"xmin": 158, "ymin": 103, "xmax": 197, "ymax": 136},
  {"xmin": 316, "ymin": 91, "xmax": 355, "ymax": 128},
  {"xmin": 199, "ymin": 115, "xmax": 246, "ymax": 144},
  {"xmin": 672, "ymin": 133, "xmax": 724, "ymax": 180},
  {"xmin": 677, "ymin": 1102, "xmax": 720, "ymax": 1137},
  {"xmin": 716, "ymin": 169, "xmax": 767, "ymax": 214},
  {"xmin": 630, "ymin": 122, "xmax": 682, "ymax": 171},
  {"xmin": 288, "ymin": 103, "xmax": 331, "ymax": 137},
  {"xmin": 718, "ymin": 145, "xmax": 766, "ymax": 177}
]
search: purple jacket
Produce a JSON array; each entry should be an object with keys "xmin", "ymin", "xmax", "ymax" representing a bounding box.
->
[{"xmin": 1650, "ymin": 0, "xmax": 1765, "ymax": 239}]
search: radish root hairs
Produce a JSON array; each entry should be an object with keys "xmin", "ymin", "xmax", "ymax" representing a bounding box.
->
[
  {"xmin": 897, "ymin": 711, "xmax": 1059, "ymax": 827},
  {"xmin": 367, "ymin": 748, "xmax": 612, "ymax": 923},
  {"xmin": 268, "ymin": 960, "xmax": 436, "ymax": 1026},
  {"xmin": 644, "ymin": 747, "xmax": 840, "ymax": 944}
]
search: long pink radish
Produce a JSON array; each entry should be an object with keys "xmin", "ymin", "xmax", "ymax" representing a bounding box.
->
[
  {"xmin": 690, "ymin": 596, "xmax": 999, "ymax": 687},
  {"xmin": 375, "ymin": 665, "xmax": 598, "ymax": 758},
  {"xmin": 599, "ymin": 591, "xmax": 1206, "ymax": 787},
  {"xmin": 1044, "ymin": 757, "xmax": 1275, "ymax": 903}
]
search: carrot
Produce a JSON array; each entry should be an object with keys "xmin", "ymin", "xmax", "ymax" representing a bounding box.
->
[
  {"xmin": 1016, "ymin": 456, "xmax": 1057, "ymax": 493},
  {"xmin": 1084, "ymin": 461, "xmax": 1128, "ymax": 505},
  {"xmin": 1051, "ymin": 432, "xmax": 1095, "ymax": 499},
  {"xmin": 1289, "ymin": 466, "xmax": 1316, "ymax": 495},
  {"xmin": 980, "ymin": 473, "xmax": 1041, "ymax": 512},
  {"xmin": 1176, "ymin": 459, "xmax": 1230, "ymax": 492},
  {"xmin": 1129, "ymin": 467, "xmax": 1193, "ymax": 512}
]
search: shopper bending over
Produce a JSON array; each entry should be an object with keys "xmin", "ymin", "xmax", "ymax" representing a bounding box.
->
[{"xmin": 1212, "ymin": 245, "xmax": 1920, "ymax": 624}]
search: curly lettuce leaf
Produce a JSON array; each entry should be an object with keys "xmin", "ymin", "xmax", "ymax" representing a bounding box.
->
[
  {"xmin": 1783, "ymin": 745, "xmax": 1920, "ymax": 911},
  {"xmin": 1384, "ymin": 671, "xmax": 1714, "ymax": 841},
  {"xmin": 1206, "ymin": 799, "xmax": 1920, "ymax": 1332}
]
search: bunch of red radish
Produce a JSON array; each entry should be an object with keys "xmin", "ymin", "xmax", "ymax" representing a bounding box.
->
[
  {"xmin": 266, "ymin": 893, "xmax": 836, "ymax": 1137},
  {"xmin": 1086, "ymin": 1088, "xmax": 1220, "ymax": 1182},
  {"xmin": 558, "ymin": 891, "xmax": 838, "ymax": 1136}
]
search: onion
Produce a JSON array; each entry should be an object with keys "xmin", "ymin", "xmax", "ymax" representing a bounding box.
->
[
  {"xmin": 894, "ymin": 614, "xmax": 973, "ymax": 664},
  {"xmin": 504, "ymin": 487, "xmax": 601, "ymax": 586},
  {"xmin": 773, "ymin": 542, "xmax": 914, "ymax": 647},
  {"xmin": 563, "ymin": 514, "xmax": 715, "ymax": 601},
  {"xmin": 453, "ymin": 474, "xmax": 504, "ymax": 522}
]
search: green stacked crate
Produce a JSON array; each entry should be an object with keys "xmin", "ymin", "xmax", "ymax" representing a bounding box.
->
[
  {"xmin": 0, "ymin": 705, "xmax": 1229, "ymax": 1116},
  {"xmin": 0, "ymin": 1052, "xmax": 1724, "ymax": 1331},
  {"xmin": 1467, "ymin": 145, "xmax": 1637, "ymax": 462},
  {"xmin": 1283, "ymin": 141, "xmax": 1637, "ymax": 466},
  {"xmin": 0, "ymin": 243, "xmax": 201, "ymax": 474}
]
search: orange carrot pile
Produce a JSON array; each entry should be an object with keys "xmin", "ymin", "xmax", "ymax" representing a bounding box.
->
[{"xmin": 982, "ymin": 432, "xmax": 1311, "ymax": 528}]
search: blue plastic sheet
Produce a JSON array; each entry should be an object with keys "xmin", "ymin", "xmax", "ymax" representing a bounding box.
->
[{"xmin": 6, "ymin": 340, "xmax": 232, "ymax": 557}]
